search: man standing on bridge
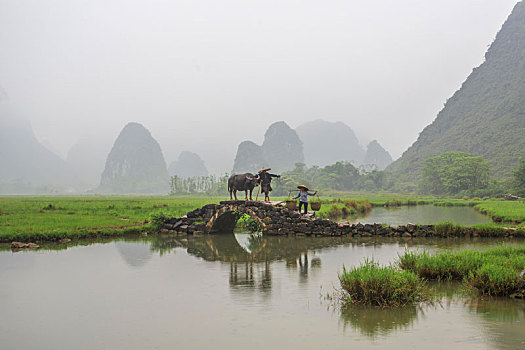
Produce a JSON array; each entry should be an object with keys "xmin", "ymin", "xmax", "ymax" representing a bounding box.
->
[{"xmin": 258, "ymin": 167, "xmax": 280, "ymax": 202}]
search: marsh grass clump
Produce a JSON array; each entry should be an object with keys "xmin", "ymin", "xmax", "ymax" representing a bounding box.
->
[
  {"xmin": 399, "ymin": 250, "xmax": 483, "ymax": 280},
  {"xmin": 384, "ymin": 199, "xmax": 402, "ymax": 207},
  {"xmin": 339, "ymin": 259, "xmax": 430, "ymax": 307},
  {"xmin": 326, "ymin": 204, "xmax": 343, "ymax": 218},
  {"xmin": 466, "ymin": 264, "xmax": 523, "ymax": 297},
  {"xmin": 398, "ymin": 246, "xmax": 525, "ymax": 297},
  {"xmin": 345, "ymin": 200, "xmax": 372, "ymax": 213}
]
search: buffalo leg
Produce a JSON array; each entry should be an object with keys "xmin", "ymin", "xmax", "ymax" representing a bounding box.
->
[{"xmin": 234, "ymin": 190, "xmax": 238, "ymax": 200}]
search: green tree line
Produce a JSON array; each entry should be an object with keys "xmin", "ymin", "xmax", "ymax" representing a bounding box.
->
[{"xmin": 169, "ymin": 154, "xmax": 525, "ymax": 198}]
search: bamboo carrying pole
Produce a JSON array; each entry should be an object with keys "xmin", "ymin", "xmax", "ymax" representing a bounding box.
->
[{"xmin": 255, "ymin": 180, "xmax": 262, "ymax": 201}]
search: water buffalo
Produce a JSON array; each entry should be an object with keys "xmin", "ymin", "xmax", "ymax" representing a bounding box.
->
[{"xmin": 228, "ymin": 173, "xmax": 260, "ymax": 201}]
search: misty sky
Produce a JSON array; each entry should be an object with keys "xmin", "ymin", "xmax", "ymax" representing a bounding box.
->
[{"xmin": 0, "ymin": 0, "xmax": 520, "ymax": 174}]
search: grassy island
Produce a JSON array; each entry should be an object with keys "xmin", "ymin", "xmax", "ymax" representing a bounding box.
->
[{"xmin": 339, "ymin": 260, "xmax": 431, "ymax": 307}]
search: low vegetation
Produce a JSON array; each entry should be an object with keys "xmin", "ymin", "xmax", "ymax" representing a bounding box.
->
[
  {"xmin": 474, "ymin": 201, "xmax": 525, "ymax": 223},
  {"xmin": 398, "ymin": 246, "xmax": 525, "ymax": 297},
  {"xmin": 339, "ymin": 259, "xmax": 431, "ymax": 307},
  {"xmin": 234, "ymin": 212, "xmax": 261, "ymax": 233},
  {"xmin": 1, "ymin": 195, "xmax": 524, "ymax": 242},
  {"xmin": 0, "ymin": 196, "xmax": 220, "ymax": 242},
  {"xmin": 342, "ymin": 245, "xmax": 525, "ymax": 308}
]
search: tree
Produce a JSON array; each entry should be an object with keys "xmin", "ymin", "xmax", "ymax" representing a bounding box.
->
[
  {"xmin": 512, "ymin": 158, "xmax": 525, "ymax": 196},
  {"xmin": 420, "ymin": 152, "xmax": 490, "ymax": 195}
]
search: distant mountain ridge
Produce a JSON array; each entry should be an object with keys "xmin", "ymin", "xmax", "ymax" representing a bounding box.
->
[
  {"xmin": 169, "ymin": 151, "xmax": 209, "ymax": 178},
  {"xmin": 233, "ymin": 121, "xmax": 304, "ymax": 174},
  {"xmin": 295, "ymin": 119, "xmax": 365, "ymax": 167},
  {"xmin": 67, "ymin": 138, "xmax": 112, "ymax": 188},
  {"xmin": 363, "ymin": 140, "xmax": 393, "ymax": 170},
  {"xmin": 233, "ymin": 119, "xmax": 392, "ymax": 174},
  {"xmin": 388, "ymin": 1, "xmax": 525, "ymax": 181},
  {"xmin": 0, "ymin": 104, "xmax": 81, "ymax": 193},
  {"xmin": 98, "ymin": 122, "xmax": 169, "ymax": 193}
]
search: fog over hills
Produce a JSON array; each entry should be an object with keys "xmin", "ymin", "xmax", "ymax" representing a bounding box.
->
[
  {"xmin": 1, "ymin": 1, "xmax": 519, "ymax": 178},
  {"xmin": 388, "ymin": 1, "xmax": 525, "ymax": 181},
  {"xmin": 0, "ymin": 102, "xmax": 81, "ymax": 193},
  {"xmin": 295, "ymin": 120, "xmax": 365, "ymax": 167},
  {"xmin": 1, "ymin": 1, "xmax": 522, "ymax": 193},
  {"xmin": 168, "ymin": 151, "xmax": 209, "ymax": 178},
  {"xmin": 66, "ymin": 138, "xmax": 112, "ymax": 188},
  {"xmin": 363, "ymin": 140, "xmax": 393, "ymax": 171},
  {"xmin": 232, "ymin": 119, "xmax": 392, "ymax": 174},
  {"xmin": 233, "ymin": 121, "xmax": 304, "ymax": 174},
  {"xmin": 232, "ymin": 141, "xmax": 267, "ymax": 174}
]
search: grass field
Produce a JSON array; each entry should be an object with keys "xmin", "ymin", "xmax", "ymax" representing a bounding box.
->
[
  {"xmin": 0, "ymin": 196, "xmax": 221, "ymax": 242},
  {"xmin": 1, "ymin": 195, "xmax": 524, "ymax": 242},
  {"xmin": 474, "ymin": 201, "xmax": 525, "ymax": 223}
]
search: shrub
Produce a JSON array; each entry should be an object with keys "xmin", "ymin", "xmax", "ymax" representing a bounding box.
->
[
  {"xmin": 149, "ymin": 210, "xmax": 171, "ymax": 229},
  {"xmin": 235, "ymin": 212, "xmax": 261, "ymax": 233}
]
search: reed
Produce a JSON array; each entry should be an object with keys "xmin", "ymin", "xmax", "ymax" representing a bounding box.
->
[
  {"xmin": 398, "ymin": 246, "xmax": 525, "ymax": 297},
  {"xmin": 339, "ymin": 259, "xmax": 431, "ymax": 307}
]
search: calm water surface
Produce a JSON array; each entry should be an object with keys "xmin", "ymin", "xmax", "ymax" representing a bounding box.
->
[
  {"xmin": 347, "ymin": 205, "xmax": 492, "ymax": 225},
  {"xmin": 1, "ymin": 234, "xmax": 524, "ymax": 350}
]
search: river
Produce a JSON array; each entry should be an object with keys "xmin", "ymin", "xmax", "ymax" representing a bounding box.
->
[{"xmin": 1, "ymin": 206, "xmax": 523, "ymax": 350}]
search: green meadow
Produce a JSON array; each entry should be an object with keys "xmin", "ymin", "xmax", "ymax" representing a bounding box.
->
[
  {"xmin": 1, "ymin": 195, "xmax": 524, "ymax": 242},
  {"xmin": 0, "ymin": 196, "xmax": 220, "ymax": 242}
]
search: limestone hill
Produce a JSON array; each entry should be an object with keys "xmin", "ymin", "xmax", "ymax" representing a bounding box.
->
[
  {"xmin": 168, "ymin": 151, "xmax": 209, "ymax": 178},
  {"xmin": 388, "ymin": 1, "xmax": 525, "ymax": 181},
  {"xmin": 232, "ymin": 121, "xmax": 304, "ymax": 174},
  {"xmin": 98, "ymin": 122, "xmax": 169, "ymax": 193},
  {"xmin": 363, "ymin": 140, "xmax": 393, "ymax": 171},
  {"xmin": 295, "ymin": 119, "xmax": 365, "ymax": 167}
]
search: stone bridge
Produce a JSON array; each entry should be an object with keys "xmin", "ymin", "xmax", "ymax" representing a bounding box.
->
[{"xmin": 161, "ymin": 200, "xmax": 443, "ymax": 237}]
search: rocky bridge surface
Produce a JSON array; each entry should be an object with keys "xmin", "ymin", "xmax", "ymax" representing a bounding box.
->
[{"xmin": 160, "ymin": 200, "xmax": 473, "ymax": 238}]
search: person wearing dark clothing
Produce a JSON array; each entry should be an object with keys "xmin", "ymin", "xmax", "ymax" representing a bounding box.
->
[
  {"xmin": 292, "ymin": 185, "xmax": 317, "ymax": 214},
  {"xmin": 258, "ymin": 167, "xmax": 280, "ymax": 202}
]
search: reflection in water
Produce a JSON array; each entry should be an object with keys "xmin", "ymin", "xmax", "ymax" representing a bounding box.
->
[
  {"xmin": 230, "ymin": 261, "xmax": 272, "ymax": 293},
  {"xmin": 114, "ymin": 241, "xmax": 152, "ymax": 268},
  {"xmin": 149, "ymin": 234, "xmax": 524, "ymax": 264},
  {"xmin": 345, "ymin": 205, "xmax": 492, "ymax": 226},
  {"xmin": 340, "ymin": 305, "xmax": 424, "ymax": 339},
  {"xmin": 3, "ymin": 234, "xmax": 525, "ymax": 350},
  {"xmin": 466, "ymin": 298, "xmax": 525, "ymax": 350}
]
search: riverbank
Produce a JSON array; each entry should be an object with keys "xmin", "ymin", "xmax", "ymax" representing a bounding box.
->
[
  {"xmin": 0, "ymin": 196, "xmax": 219, "ymax": 242},
  {"xmin": 1, "ymin": 195, "xmax": 524, "ymax": 242}
]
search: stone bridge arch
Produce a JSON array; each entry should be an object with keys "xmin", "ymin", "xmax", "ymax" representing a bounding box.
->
[
  {"xmin": 164, "ymin": 200, "xmax": 353, "ymax": 237},
  {"xmin": 206, "ymin": 203, "xmax": 266, "ymax": 234}
]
